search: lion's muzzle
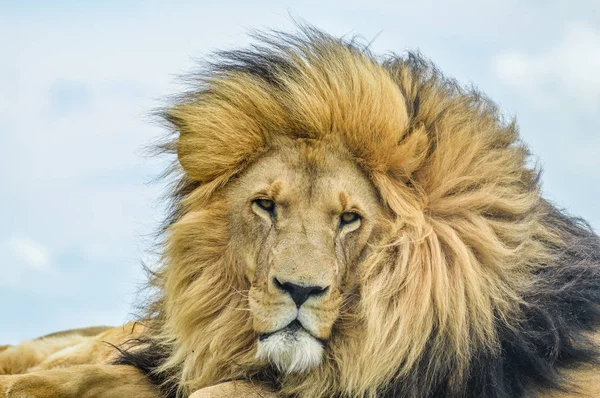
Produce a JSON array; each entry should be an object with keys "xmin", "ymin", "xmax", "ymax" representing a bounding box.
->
[{"xmin": 256, "ymin": 320, "xmax": 324, "ymax": 374}]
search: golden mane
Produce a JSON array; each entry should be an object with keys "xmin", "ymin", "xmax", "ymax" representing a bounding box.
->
[{"xmin": 120, "ymin": 27, "xmax": 600, "ymax": 398}]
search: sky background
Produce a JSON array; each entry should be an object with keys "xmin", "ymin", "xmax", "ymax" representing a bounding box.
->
[{"xmin": 1, "ymin": 1, "xmax": 599, "ymax": 344}]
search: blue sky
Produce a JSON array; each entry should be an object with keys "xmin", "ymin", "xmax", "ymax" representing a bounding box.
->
[{"xmin": 1, "ymin": 1, "xmax": 599, "ymax": 344}]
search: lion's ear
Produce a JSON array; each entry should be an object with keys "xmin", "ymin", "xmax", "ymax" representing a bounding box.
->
[
  {"xmin": 166, "ymin": 74, "xmax": 286, "ymax": 183},
  {"xmin": 167, "ymin": 102, "xmax": 269, "ymax": 183}
]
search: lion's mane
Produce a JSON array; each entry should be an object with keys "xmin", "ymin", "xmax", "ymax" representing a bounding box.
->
[{"xmin": 118, "ymin": 27, "xmax": 600, "ymax": 398}]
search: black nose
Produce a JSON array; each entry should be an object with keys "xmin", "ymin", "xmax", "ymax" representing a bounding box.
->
[{"xmin": 273, "ymin": 278, "xmax": 329, "ymax": 307}]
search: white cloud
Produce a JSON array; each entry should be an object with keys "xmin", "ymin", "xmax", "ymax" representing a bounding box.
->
[
  {"xmin": 493, "ymin": 22, "xmax": 600, "ymax": 110},
  {"xmin": 5, "ymin": 237, "xmax": 51, "ymax": 270}
]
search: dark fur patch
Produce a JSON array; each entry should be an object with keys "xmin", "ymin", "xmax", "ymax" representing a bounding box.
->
[
  {"xmin": 379, "ymin": 203, "xmax": 600, "ymax": 398},
  {"xmin": 113, "ymin": 338, "xmax": 179, "ymax": 398}
]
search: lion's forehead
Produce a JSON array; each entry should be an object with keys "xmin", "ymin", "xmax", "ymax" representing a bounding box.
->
[{"xmin": 228, "ymin": 143, "xmax": 381, "ymax": 213}]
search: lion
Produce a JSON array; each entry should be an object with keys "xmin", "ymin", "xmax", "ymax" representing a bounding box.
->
[{"xmin": 2, "ymin": 26, "xmax": 600, "ymax": 398}]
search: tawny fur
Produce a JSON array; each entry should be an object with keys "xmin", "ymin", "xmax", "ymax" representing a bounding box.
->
[
  {"xmin": 1, "ymin": 27, "xmax": 600, "ymax": 398},
  {"xmin": 0, "ymin": 323, "xmax": 141, "ymax": 376}
]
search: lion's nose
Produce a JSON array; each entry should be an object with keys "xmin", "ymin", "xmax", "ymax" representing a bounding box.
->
[{"xmin": 273, "ymin": 278, "xmax": 329, "ymax": 307}]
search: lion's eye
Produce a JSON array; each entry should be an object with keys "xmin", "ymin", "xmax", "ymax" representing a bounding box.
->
[
  {"xmin": 339, "ymin": 212, "xmax": 361, "ymax": 227},
  {"xmin": 253, "ymin": 199, "xmax": 276, "ymax": 214}
]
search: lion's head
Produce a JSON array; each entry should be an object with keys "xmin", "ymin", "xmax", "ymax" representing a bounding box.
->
[
  {"xmin": 228, "ymin": 141, "xmax": 385, "ymax": 373},
  {"xmin": 123, "ymin": 27, "xmax": 600, "ymax": 398}
]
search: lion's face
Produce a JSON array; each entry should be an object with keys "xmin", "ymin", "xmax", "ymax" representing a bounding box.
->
[{"xmin": 226, "ymin": 142, "xmax": 383, "ymax": 373}]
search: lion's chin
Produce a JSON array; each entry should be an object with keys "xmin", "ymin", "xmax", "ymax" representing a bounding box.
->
[{"xmin": 256, "ymin": 320, "xmax": 324, "ymax": 374}]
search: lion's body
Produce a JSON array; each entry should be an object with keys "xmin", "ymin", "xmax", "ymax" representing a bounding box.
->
[
  {"xmin": 3, "ymin": 27, "xmax": 600, "ymax": 398},
  {"xmin": 2, "ymin": 328, "xmax": 600, "ymax": 397},
  {"xmin": 0, "ymin": 325, "xmax": 139, "ymax": 376}
]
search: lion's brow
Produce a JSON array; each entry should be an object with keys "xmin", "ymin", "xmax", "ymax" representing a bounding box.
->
[
  {"xmin": 338, "ymin": 191, "xmax": 349, "ymax": 210},
  {"xmin": 267, "ymin": 180, "xmax": 284, "ymax": 200}
]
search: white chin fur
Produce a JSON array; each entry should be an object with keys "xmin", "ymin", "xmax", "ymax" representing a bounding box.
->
[{"xmin": 256, "ymin": 327, "xmax": 323, "ymax": 373}]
